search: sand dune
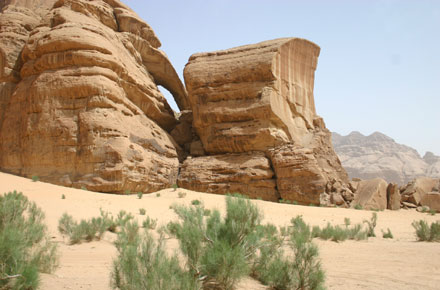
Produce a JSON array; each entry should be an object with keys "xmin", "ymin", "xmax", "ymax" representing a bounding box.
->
[{"xmin": 1, "ymin": 172, "xmax": 439, "ymax": 290}]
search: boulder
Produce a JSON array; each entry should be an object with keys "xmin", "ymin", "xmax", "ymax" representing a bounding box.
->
[
  {"xmin": 387, "ymin": 183, "xmax": 401, "ymax": 210},
  {"xmin": 420, "ymin": 192, "xmax": 440, "ymax": 212},
  {"xmin": 177, "ymin": 152, "xmax": 279, "ymax": 201},
  {"xmin": 0, "ymin": 0, "xmax": 186, "ymax": 193},
  {"xmin": 401, "ymin": 177, "xmax": 439, "ymax": 206},
  {"xmin": 267, "ymin": 144, "xmax": 326, "ymax": 205},
  {"xmin": 352, "ymin": 178, "xmax": 388, "ymax": 210},
  {"xmin": 330, "ymin": 192, "xmax": 346, "ymax": 206}
]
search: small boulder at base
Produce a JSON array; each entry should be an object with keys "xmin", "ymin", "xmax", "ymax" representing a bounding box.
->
[{"xmin": 352, "ymin": 178, "xmax": 388, "ymax": 210}]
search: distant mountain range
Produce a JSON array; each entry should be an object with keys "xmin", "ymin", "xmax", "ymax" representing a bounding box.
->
[{"xmin": 332, "ymin": 131, "xmax": 440, "ymax": 184}]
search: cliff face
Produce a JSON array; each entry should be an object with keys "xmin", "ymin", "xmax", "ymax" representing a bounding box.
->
[
  {"xmin": 181, "ymin": 38, "xmax": 348, "ymax": 205},
  {"xmin": 0, "ymin": 0, "xmax": 187, "ymax": 193},
  {"xmin": 0, "ymin": 1, "xmax": 348, "ymax": 205},
  {"xmin": 332, "ymin": 131, "xmax": 440, "ymax": 184}
]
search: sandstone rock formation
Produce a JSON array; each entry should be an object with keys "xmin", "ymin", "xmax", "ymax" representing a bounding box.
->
[
  {"xmin": 386, "ymin": 183, "xmax": 401, "ymax": 210},
  {"xmin": 0, "ymin": 0, "xmax": 187, "ymax": 193},
  {"xmin": 352, "ymin": 178, "xmax": 388, "ymax": 210},
  {"xmin": 1, "ymin": 2, "xmax": 349, "ymax": 203},
  {"xmin": 179, "ymin": 38, "xmax": 348, "ymax": 204},
  {"xmin": 332, "ymin": 131, "xmax": 440, "ymax": 184},
  {"xmin": 401, "ymin": 177, "xmax": 439, "ymax": 207}
]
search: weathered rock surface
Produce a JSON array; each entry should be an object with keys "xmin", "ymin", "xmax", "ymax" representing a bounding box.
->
[
  {"xmin": 181, "ymin": 38, "xmax": 348, "ymax": 204},
  {"xmin": 268, "ymin": 144, "xmax": 326, "ymax": 205},
  {"xmin": 0, "ymin": 0, "xmax": 187, "ymax": 193},
  {"xmin": 401, "ymin": 177, "xmax": 439, "ymax": 206},
  {"xmin": 332, "ymin": 131, "xmax": 440, "ymax": 184},
  {"xmin": 420, "ymin": 192, "xmax": 440, "ymax": 212},
  {"xmin": 177, "ymin": 152, "xmax": 279, "ymax": 201},
  {"xmin": 386, "ymin": 183, "xmax": 401, "ymax": 210},
  {"xmin": 352, "ymin": 178, "xmax": 388, "ymax": 210}
]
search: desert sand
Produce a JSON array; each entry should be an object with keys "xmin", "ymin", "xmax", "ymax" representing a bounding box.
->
[{"xmin": 1, "ymin": 171, "xmax": 439, "ymax": 290}]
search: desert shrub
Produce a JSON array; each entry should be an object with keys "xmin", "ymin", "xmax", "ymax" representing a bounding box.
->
[
  {"xmin": 139, "ymin": 208, "xmax": 146, "ymax": 215},
  {"xmin": 412, "ymin": 220, "xmax": 440, "ymax": 242},
  {"xmin": 58, "ymin": 213, "xmax": 109, "ymax": 244},
  {"xmin": 0, "ymin": 191, "xmax": 58, "ymax": 289},
  {"xmin": 168, "ymin": 195, "xmax": 263, "ymax": 290},
  {"xmin": 178, "ymin": 192, "xmax": 187, "ymax": 198},
  {"xmin": 112, "ymin": 221, "xmax": 197, "ymax": 290},
  {"xmin": 382, "ymin": 228, "xmax": 394, "ymax": 239},
  {"xmin": 363, "ymin": 213, "xmax": 377, "ymax": 237},
  {"xmin": 354, "ymin": 204, "xmax": 363, "ymax": 210},
  {"xmin": 191, "ymin": 199, "xmax": 201, "ymax": 206},
  {"xmin": 31, "ymin": 175, "xmax": 39, "ymax": 182},
  {"xmin": 253, "ymin": 216, "xmax": 325, "ymax": 290},
  {"xmin": 203, "ymin": 208, "xmax": 211, "ymax": 216},
  {"xmin": 156, "ymin": 193, "xmax": 161, "ymax": 197},
  {"xmin": 429, "ymin": 209, "xmax": 437, "ymax": 216},
  {"xmin": 311, "ymin": 219, "xmax": 367, "ymax": 242},
  {"xmin": 172, "ymin": 184, "xmax": 178, "ymax": 191},
  {"xmin": 61, "ymin": 194, "xmax": 66, "ymax": 200},
  {"xmin": 142, "ymin": 216, "xmax": 157, "ymax": 230},
  {"xmin": 137, "ymin": 192, "xmax": 143, "ymax": 199}
]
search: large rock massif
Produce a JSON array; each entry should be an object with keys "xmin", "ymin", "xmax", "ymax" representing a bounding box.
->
[
  {"xmin": 0, "ymin": 0, "xmax": 349, "ymax": 205},
  {"xmin": 180, "ymin": 38, "xmax": 348, "ymax": 204},
  {"xmin": 0, "ymin": 0, "xmax": 188, "ymax": 193},
  {"xmin": 333, "ymin": 131, "xmax": 440, "ymax": 185}
]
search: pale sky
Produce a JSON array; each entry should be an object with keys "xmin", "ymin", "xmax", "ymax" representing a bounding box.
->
[{"xmin": 124, "ymin": 0, "xmax": 440, "ymax": 156}]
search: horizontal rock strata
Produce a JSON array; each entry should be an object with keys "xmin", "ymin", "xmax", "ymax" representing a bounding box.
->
[
  {"xmin": 0, "ymin": 0, "xmax": 187, "ymax": 193},
  {"xmin": 180, "ymin": 38, "xmax": 348, "ymax": 204}
]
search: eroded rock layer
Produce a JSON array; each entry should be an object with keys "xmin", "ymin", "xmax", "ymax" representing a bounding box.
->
[
  {"xmin": 181, "ymin": 38, "xmax": 348, "ymax": 204},
  {"xmin": 0, "ymin": 0, "xmax": 187, "ymax": 193},
  {"xmin": 178, "ymin": 152, "xmax": 279, "ymax": 201}
]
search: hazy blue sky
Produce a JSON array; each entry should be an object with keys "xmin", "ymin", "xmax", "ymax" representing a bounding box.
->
[{"xmin": 124, "ymin": 0, "xmax": 439, "ymax": 156}]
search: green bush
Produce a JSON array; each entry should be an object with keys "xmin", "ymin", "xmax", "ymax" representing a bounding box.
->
[
  {"xmin": 0, "ymin": 191, "xmax": 58, "ymax": 289},
  {"xmin": 58, "ymin": 213, "xmax": 109, "ymax": 244},
  {"xmin": 142, "ymin": 216, "xmax": 157, "ymax": 230},
  {"xmin": 139, "ymin": 208, "xmax": 146, "ymax": 215},
  {"xmin": 112, "ymin": 221, "xmax": 197, "ymax": 290},
  {"xmin": 363, "ymin": 213, "xmax": 377, "ymax": 237},
  {"xmin": 253, "ymin": 216, "xmax": 325, "ymax": 290},
  {"xmin": 168, "ymin": 195, "xmax": 263, "ymax": 289},
  {"xmin": 137, "ymin": 192, "xmax": 143, "ymax": 199},
  {"xmin": 354, "ymin": 204, "xmax": 363, "ymax": 210},
  {"xmin": 412, "ymin": 220, "xmax": 440, "ymax": 242},
  {"xmin": 61, "ymin": 194, "xmax": 66, "ymax": 200},
  {"xmin": 191, "ymin": 199, "xmax": 201, "ymax": 206},
  {"xmin": 31, "ymin": 175, "xmax": 39, "ymax": 182},
  {"xmin": 310, "ymin": 218, "xmax": 368, "ymax": 242},
  {"xmin": 172, "ymin": 184, "xmax": 178, "ymax": 192},
  {"xmin": 178, "ymin": 192, "xmax": 187, "ymax": 198},
  {"xmin": 382, "ymin": 228, "xmax": 394, "ymax": 239}
]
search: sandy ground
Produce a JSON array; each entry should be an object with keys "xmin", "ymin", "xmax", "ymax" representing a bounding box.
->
[{"xmin": 1, "ymin": 171, "xmax": 439, "ymax": 290}]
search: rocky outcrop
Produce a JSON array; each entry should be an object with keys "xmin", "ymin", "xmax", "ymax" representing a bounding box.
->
[
  {"xmin": 401, "ymin": 177, "xmax": 439, "ymax": 206},
  {"xmin": 180, "ymin": 38, "xmax": 348, "ymax": 204},
  {"xmin": 386, "ymin": 183, "xmax": 401, "ymax": 210},
  {"xmin": 352, "ymin": 178, "xmax": 388, "ymax": 210},
  {"xmin": 1, "ymin": 3, "xmax": 349, "ymax": 202},
  {"xmin": 0, "ymin": 0, "xmax": 187, "ymax": 193},
  {"xmin": 332, "ymin": 131, "xmax": 440, "ymax": 184},
  {"xmin": 178, "ymin": 152, "xmax": 279, "ymax": 201}
]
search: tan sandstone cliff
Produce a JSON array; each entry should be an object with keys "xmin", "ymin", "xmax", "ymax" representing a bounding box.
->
[
  {"xmin": 180, "ymin": 38, "xmax": 348, "ymax": 205},
  {"xmin": 0, "ymin": 0, "xmax": 187, "ymax": 193},
  {"xmin": 1, "ymin": 1, "xmax": 349, "ymax": 205}
]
